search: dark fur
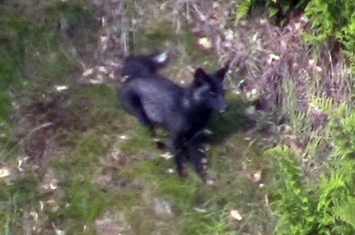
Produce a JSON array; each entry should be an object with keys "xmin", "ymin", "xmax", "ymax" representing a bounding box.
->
[
  {"xmin": 118, "ymin": 52, "xmax": 228, "ymax": 181},
  {"xmin": 121, "ymin": 52, "xmax": 168, "ymax": 79}
]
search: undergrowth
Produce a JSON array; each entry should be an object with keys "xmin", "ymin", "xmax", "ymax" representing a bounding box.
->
[
  {"xmin": 233, "ymin": 4, "xmax": 355, "ymax": 232},
  {"xmin": 266, "ymin": 102, "xmax": 355, "ymax": 235},
  {"xmin": 236, "ymin": 0, "xmax": 355, "ymax": 65}
]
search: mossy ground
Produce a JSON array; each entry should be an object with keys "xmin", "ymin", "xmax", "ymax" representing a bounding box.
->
[{"xmin": 1, "ymin": 1, "xmax": 281, "ymax": 234}]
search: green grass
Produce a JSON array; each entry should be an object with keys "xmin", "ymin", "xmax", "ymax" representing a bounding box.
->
[{"xmin": 0, "ymin": 173, "xmax": 41, "ymax": 234}]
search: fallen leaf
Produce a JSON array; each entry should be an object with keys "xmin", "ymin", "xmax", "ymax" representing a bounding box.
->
[
  {"xmin": 250, "ymin": 169, "xmax": 262, "ymax": 183},
  {"xmin": 198, "ymin": 37, "xmax": 212, "ymax": 49},
  {"xmin": 0, "ymin": 166, "xmax": 11, "ymax": 178},
  {"xmin": 82, "ymin": 68, "xmax": 94, "ymax": 77},
  {"xmin": 230, "ymin": 209, "xmax": 243, "ymax": 221}
]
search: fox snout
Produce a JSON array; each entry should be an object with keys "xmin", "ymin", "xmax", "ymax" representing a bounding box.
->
[
  {"xmin": 218, "ymin": 102, "xmax": 228, "ymax": 113},
  {"xmin": 214, "ymin": 97, "xmax": 228, "ymax": 114}
]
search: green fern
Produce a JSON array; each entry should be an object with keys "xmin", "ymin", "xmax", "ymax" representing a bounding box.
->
[
  {"xmin": 236, "ymin": 0, "xmax": 308, "ymax": 21},
  {"xmin": 335, "ymin": 197, "xmax": 355, "ymax": 229},
  {"xmin": 340, "ymin": 20, "xmax": 355, "ymax": 73},
  {"xmin": 309, "ymin": 97, "xmax": 334, "ymax": 116},
  {"xmin": 266, "ymin": 143, "xmax": 355, "ymax": 234},
  {"xmin": 314, "ymin": 108, "xmax": 355, "ymax": 233},
  {"xmin": 235, "ymin": 0, "xmax": 254, "ymax": 21},
  {"xmin": 265, "ymin": 145, "xmax": 316, "ymax": 235},
  {"xmin": 305, "ymin": 0, "xmax": 355, "ymax": 59},
  {"xmin": 331, "ymin": 112, "xmax": 355, "ymax": 159},
  {"xmin": 317, "ymin": 159, "xmax": 355, "ymax": 233}
]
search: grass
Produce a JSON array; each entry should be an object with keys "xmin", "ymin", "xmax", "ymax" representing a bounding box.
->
[{"xmin": 0, "ymin": 173, "xmax": 41, "ymax": 233}]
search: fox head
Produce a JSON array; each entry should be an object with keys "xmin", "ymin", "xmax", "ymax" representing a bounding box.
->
[
  {"xmin": 190, "ymin": 65, "xmax": 229, "ymax": 113},
  {"xmin": 121, "ymin": 51, "xmax": 168, "ymax": 79}
]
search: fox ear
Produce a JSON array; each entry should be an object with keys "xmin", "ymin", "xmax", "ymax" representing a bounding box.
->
[
  {"xmin": 151, "ymin": 51, "xmax": 168, "ymax": 65},
  {"xmin": 215, "ymin": 63, "xmax": 229, "ymax": 81},
  {"xmin": 194, "ymin": 68, "xmax": 208, "ymax": 86}
]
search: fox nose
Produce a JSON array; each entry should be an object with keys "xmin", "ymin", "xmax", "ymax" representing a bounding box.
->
[{"xmin": 218, "ymin": 103, "xmax": 228, "ymax": 114}]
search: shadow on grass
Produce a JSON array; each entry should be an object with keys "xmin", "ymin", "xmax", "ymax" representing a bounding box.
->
[{"xmin": 208, "ymin": 97, "xmax": 255, "ymax": 145}]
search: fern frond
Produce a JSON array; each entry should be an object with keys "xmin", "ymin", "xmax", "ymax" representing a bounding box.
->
[
  {"xmin": 317, "ymin": 159, "xmax": 355, "ymax": 232},
  {"xmin": 309, "ymin": 97, "xmax": 334, "ymax": 116},
  {"xmin": 335, "ymin": 197, "xmax": 355, "ymax": 229},
  {"xmin": 235, "ymin": 0, "xmax": 254, "ymax": 21},
  {"xmin": 265, "ymin": 146, "xmax": 316, "ymax": 235}
]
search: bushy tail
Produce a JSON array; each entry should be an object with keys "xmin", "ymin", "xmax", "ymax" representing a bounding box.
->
[{"xmin": 121, "ymin": 51, "xmax": 168, "ymax": 80}]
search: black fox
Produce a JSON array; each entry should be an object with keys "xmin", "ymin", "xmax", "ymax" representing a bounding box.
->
[{"xmin": 118, "ymin": 52, "xmax": 229, "ymax": 181}]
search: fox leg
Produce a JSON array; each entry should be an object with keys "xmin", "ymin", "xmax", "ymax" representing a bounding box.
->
[
  {"xmin": 187, "ymin": 132, "xmax": 208, "ymax": 181},
  {"xmin": 171, "ymin": 134, "xmax": 187, "ymax": 177}
]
